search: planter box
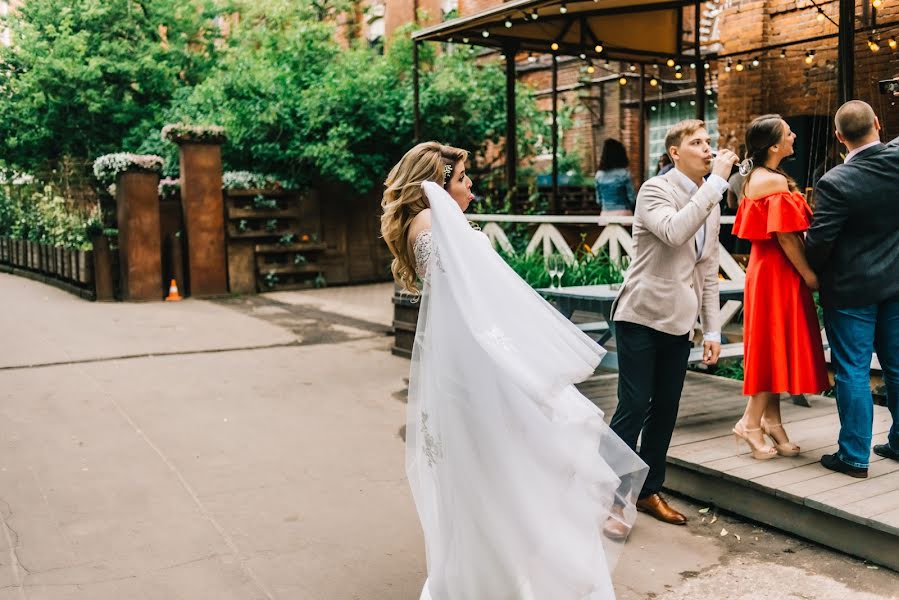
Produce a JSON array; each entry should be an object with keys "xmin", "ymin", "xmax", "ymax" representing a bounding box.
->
[
  {"xmin": 0, "ymin": 237, "xmax": 7, "ymax": 263},
  {"xmin": 48, "ymin": 246, "xmax": 57, "ymax": 276},
  {"xmin": 116, "ymin": 170, "xmax": 163, "ymax": 300},
  {"xmin": 68, "ymin": 248, "xmax": 78, "ymax": 283},
  {"xmin": 90, "ymin": 234, "xmax": 115, "ymax": 301},
  {"xmin": 40, "ymin": 244, "xmax": 50, "ymax": 274}
]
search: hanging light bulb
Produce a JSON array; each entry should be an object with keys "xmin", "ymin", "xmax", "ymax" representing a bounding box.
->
[
  {"xmin": 704, "ymin": 62, "xmax": 710, "ymax": 69},
  {"xmin": 629, "ymin": 63, "xmax": 637, "ymax": 72},
  {"xmin": 690, "ymin": 100, "xmax": 696, "ymax": 106},
  {"xmin": 594, "ymin": 43, "xmax": 604, "ymax": 53},
  {"xmin": 587, "ymin": 64, "xmax": 596, "ymax": 74},
  {"xmin": 560, "ymin": 2, "xmax": 568, "ymax": 14},
  {"xmin": 505, "ymin": 19, "xmax": 513, "ymax": 28},
  {"xmin": 675, "ymin": 71, "xmax": 683, "ymax": 79},
  {"xmin": 805, "ymin": 50, "xmax": 815, "ymax": 64},
  {"xmin": 690, "ymin": 62, "xmax": 696, "ymax": 69},
  {"xmin": 666, "ymin": 58, "xmax": 676, "ymax": 67},
  {"xmin": 889, "ymin": 38, "xmax": 897, "ymax": 49},
  {"xmin": 870, "ymin": 37, "xmax": 880, "ymax": 52},
  {"xmin": 706, "ymin": 88, "xmax": 713, "ymax": 96},
  {"xmin": 780, "ymin": 48, "xmax": 787, "ymax": 58},
  {"xmin": 735, "ymin": 59, "xmax": 744, "ymax": 71},
  {"xmin": 619, "ymin": 75, "xmax": 628, "ymax": 85},
  {"xmin": 725, "ymin": 58, "xmax": 733, "ymax": 72},
  {"xmin": 751, "ymin": 56, "xmax": 760, "ymax": 67},
  {"xmin": 579, "ymin": 53, "xmax": 587, "ymax": 60},
  {"xmin": 670, "ymin": 101, "xmax": 677, "ymax": 107},
  {"xmin": 817, "ymin": 10, "xmax": 825, "ymax": 22},
  {"xmin": 482, "ymin": 30, "xmax": 490, "ymax": 38},
  {"xmin": 462, "ymin": 37, "xmax": 470, "ymax": 44},
  {"xmin": 527, "ymin": 53, "xmax": 537, "ymax": 63},
  {"xmin": 650, "ymin": 77, "xmax": 659, "ymax": 86},
  {"xmin": 651, "ymin": 105, "xmax": 657, "ymax": 111},
  {"xmin": 551, "ymin": 42, "xmax": 559, "ymax": 51},
  {"xmin": 873, "ymin": 0, "xmax": 882, "ymax": 8},
  {"xmin": 531, "ymin": 10, "xmax": 539, "ymax": 20}
]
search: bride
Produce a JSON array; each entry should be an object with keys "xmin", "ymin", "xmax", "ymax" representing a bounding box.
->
[{"xmin": 381, "ymin": 142, "xmax": 647, "ymax": 600}]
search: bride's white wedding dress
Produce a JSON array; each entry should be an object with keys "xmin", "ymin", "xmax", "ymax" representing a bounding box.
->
[{"xmin": 408, "ymin": 182, "xmax": 647, "ymax": 600}]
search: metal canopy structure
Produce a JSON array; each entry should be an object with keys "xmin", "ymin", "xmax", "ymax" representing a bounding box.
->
[
  {"xmin": 412, "ymin": 0, "xmax": 696, "ymax": 65},
  {"xmin": 411, "ymin": 0, "xmax": 706, "ymax": 210}
]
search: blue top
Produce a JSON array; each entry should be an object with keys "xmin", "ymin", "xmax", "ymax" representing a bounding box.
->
[{"xmin": 595, "ymin": 168, "xmax": 636, "ymax": 213}]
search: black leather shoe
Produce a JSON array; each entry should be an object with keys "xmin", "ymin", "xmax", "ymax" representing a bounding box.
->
[
  {"xmin": 820, "ymin": 453, "xmax": 868, "ymax": 478},
  {"xmin": 873, "ymin": 444, "xmax": 899, "ymax": 462}
]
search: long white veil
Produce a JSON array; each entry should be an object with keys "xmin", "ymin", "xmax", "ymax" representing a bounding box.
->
[{"xmin": 408, "ymin": 181, "xmax": 647, "ymax": 600}]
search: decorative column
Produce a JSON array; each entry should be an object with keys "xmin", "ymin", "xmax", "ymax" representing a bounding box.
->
[
  {"xmin": 93, "ymin": 154, "xmax": 164, "ymax": 301},
  {"xmin": 163, "ymin": 124, "xmax": 228, "ymax": 297}
]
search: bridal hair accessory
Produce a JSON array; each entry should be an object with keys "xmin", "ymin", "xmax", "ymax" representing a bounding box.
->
[
  {"xmin": 443, "ymin": 163, "xmax": 454, "ymax": 186},
  {"xmin": 738, "ymin": 157, "xmax": 754, "ymax": 176}
]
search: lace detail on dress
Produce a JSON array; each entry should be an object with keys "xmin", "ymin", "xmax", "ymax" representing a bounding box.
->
[
  {"xmin": 413, "ymin": 229, "xmax": 436, "ymax": 279},
  {"xmin": 420, "ymin": 412, "xmax": 442, "ymax": 467}
]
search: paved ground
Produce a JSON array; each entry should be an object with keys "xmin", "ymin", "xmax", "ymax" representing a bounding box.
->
[{"xmin": 1, "ymin": 274, "xmax": 897, "ymax": 599}]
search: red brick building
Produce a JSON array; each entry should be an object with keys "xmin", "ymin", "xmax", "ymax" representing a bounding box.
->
[{"xmin": 377, "ymin": 0, "xmax": 899, "ymax": 190}]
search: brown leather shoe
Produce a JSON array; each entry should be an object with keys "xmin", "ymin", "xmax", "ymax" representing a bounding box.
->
[{"xmin": 636, "ymin": 493, "xmax": 687, "ymax": 525}]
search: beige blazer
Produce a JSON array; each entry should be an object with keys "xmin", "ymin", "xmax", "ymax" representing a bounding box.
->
[{"xmin": 611, "ymin": 169, "xmax": 722, "ymax": 337}]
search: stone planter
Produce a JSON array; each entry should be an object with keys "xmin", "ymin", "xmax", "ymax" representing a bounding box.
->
[
  {"xmin": 177, "ymin": 142, "xmax": 227, "ymax": 296},
  {"xmin": 116, "ymin": 170, "xmax": 163, "ymax": 300}
]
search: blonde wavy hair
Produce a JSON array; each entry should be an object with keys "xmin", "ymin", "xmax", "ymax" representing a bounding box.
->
[{"xmin": 381, "ymin": 141, "xmax": 468, "ymax": 294}]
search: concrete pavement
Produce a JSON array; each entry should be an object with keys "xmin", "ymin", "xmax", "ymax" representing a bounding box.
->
[{"xmin": 1, "ymin": 274, "xmax": 896, "ymax": 599}]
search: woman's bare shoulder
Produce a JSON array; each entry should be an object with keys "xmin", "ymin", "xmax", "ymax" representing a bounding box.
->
[
  {"xmin": 407, "ymin": 209, "xmax": 432, "ymax": 246},
  {"xmin": 743, "ymin": 169, "xmax": 789, "ymax": 198}
]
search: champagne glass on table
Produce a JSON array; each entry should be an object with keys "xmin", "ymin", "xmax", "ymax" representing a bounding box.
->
[{"xmin": 546, "ymin": 254, "xmax": 564, "ymax": 290}]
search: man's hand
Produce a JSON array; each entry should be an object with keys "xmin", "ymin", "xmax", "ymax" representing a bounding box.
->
[
  {"xmin": 711, "ymin": 149, "xmax": 739, "ymax": 181},
  {"xmin": 703, "ymin": 340, "xmax": 721, "ymax": 365}
]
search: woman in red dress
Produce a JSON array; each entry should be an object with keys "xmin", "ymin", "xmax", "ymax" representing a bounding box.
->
[{"xmin": 732, "ymin": 115, "xmax": 830, "ymax": 460}]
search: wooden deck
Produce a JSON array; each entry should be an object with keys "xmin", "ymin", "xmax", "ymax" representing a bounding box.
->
[{"xmin": 577, "ymin": 370, "xmax": 899, "ymax": 571}]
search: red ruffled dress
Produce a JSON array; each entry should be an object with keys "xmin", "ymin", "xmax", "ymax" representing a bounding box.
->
[{"xmin": 733, "ymin": 191, "xmax": 830, "ymax": 395}]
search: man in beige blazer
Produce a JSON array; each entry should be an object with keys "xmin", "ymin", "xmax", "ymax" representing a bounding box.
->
[{"xmin": 605, "ymin": 120, "xmax": 737, "ymax": 536}]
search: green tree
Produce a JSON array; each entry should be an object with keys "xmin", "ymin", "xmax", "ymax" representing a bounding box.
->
[{"xmin": 0, "ymin": 0, "xmax": 228, "ymax": 175}]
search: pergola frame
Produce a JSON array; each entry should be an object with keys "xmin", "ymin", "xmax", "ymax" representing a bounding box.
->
[{"xmin": 411, "ymin": 0, "xmax": 859, "ymax": 212}]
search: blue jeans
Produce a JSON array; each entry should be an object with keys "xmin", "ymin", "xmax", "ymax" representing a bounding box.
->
[{"xmin": 824, "ymin": 297, "xmax": 899, "ymax": 468}]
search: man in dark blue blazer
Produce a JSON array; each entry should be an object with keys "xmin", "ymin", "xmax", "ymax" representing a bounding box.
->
[{"xmin": 806, "ymin": 100, "xmax": 899, "ymax": 478}]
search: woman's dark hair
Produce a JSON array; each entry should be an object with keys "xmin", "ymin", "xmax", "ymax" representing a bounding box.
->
[
  {"xmin": 598, "ymin": 138, "xmax": 629, "ymax": 170},
  {"xmin": 743, "ymin": 114, "xmax": 799, "ymax": 192}
]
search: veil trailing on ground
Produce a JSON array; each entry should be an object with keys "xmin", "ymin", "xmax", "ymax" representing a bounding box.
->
[{"xmin": 407, "ymin": 182, "xmax": 648, "ymax": 600}]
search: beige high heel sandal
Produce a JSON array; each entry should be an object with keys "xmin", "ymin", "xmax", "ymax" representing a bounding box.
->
[
  {"xmin": 761, "ymin": 419, "xmax": 800, "ymax": 457},
  {"xmin": 733, "ymin": 420, "xmax": 778, "ymax": 460}
]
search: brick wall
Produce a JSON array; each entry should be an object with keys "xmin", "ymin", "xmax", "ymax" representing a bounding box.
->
[
  {"xmin": 384, "ymin": 0, "xmax": 445, "ymax": 40},
  {"xmin": 717, "ymin": 0, "xmax": 899, "ymax": 150}
]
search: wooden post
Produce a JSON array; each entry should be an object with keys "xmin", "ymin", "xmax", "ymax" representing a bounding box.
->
[
  {"xmin": 838, "ymin": 0, "xmax": 855, "ymax": 104},
  {"xmin": 694, "ymin": 0, "xmax": 705, "ymax": 120},
  {"xmin": 639, "ymin": 63, "xmax": 647, "ymax": 182},
  {"xmin": 178, "ymin": 142, "xmax": 228, "ymax": 296},
  {"xmin": 505, "ymin": 43, "xmax": 518, "ymax": 201},
  {"xmin": 551, "ymin": 53, "xmax": 559, "ymax": 213},
  {"xmin": 116, "ymin": 170, "xmax": 163, "ymax": 301},
  {"xmin": 413, "ymin": 41, "xmax": 422, "ymax": 143}
]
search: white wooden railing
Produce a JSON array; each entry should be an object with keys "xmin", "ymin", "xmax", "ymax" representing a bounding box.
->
[{"xmin": 467, "ymin": 214, "xmax": 745, "ymax": 282}]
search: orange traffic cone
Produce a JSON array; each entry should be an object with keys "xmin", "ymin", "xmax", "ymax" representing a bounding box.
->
[{"xmin": 165, "ymin": 279, "xmax": 183, "ymax": 302}]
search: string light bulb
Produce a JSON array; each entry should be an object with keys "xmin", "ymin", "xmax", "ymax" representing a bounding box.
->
[
  {"xmin": 780, "ymin": 48, "xmax": 787, "ymax": 58},
  {"xmin": 587, "ymin": 64, "xmax": 596, "ymax": 74},
  {"xmin": 817, "ymin": 10, "xmax": 825, "ymax": 22},
  {"xmin": 725, "ymin": 58, "xmax": 733, "ymax": 72},
  {"xmin": 751, "ymin": 57, "xmax": 760, "ymax": 67},
  {"xmin": 889, "ymin": 38, "xmax": 897, "ymax": 49},
  {"xmin": 675, "ymin": 71, "xmax": 683, "ymax": 79},
  {"xmin": 551, "ymin": 42, "xmax": 559, "ymax": 51},
  {"xmin": 873, "ymin": 0, "xmax": 882, "ymax": 8},
  {"xmin": 482, "ymin": 30, "xmax": 490, "ymax": 38},
  {"xmin": 530, "ymin": 10, "xmax": 539, "ymax": 20},
  {"xmin": 579, "ymin": 53, "xmax": 587, "ymax": 60},
  {"xmin": 805, "ymin": 50, "xmax": 815, "ymax": 64},
  {"xmin": 505, "ymin": 19, "xmax": 513, "ymax": 28},
  {"xmin": 735, "ymin": 59, "xmax": 744, "ymax": 71},
  {"xmin": 650, "ymin": 77, "xmax": 659, "ymax": 86},
  {"xmin": 594, "ymin": 43, "xmax": 604, "ymax": 53},
  {"xmin": 629, "ymin": 63, "xmax": 637, "ymax": 72},
  {"xmin": 869, "ymin": 37, "xmax": 880, "ymax": 52},
  {"xmin": 619, "ymin": 75, "xmax": 627, "ymax": 85},
  {"xmin": 560, "ymin": 2, "xmax": 568, "ymax": 14},
  {"xmin": 666, "ymin": 58, "xmax": 676, "ymax": 67}
]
